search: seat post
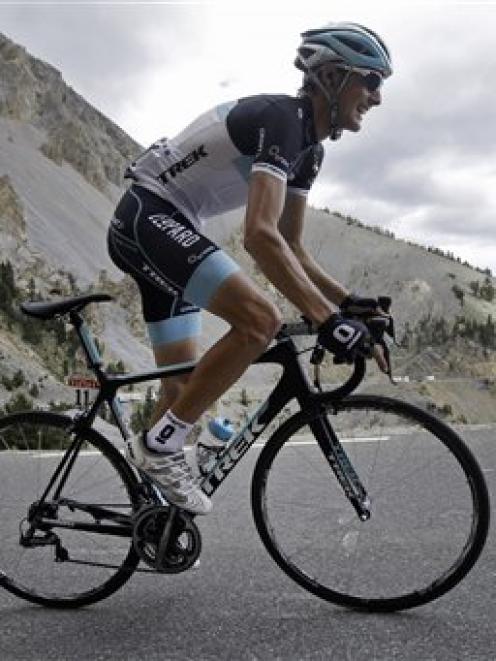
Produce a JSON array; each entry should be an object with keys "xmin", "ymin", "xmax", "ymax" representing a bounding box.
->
[{"xmin": 69, "ymin": 310, "xmax": 104, "ymax": 373}]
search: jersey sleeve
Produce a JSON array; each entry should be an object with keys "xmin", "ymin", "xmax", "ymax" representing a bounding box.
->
[
  {"xmin": 287, "ymin": 144, "xmax": 324, "ymax": 197},
  {"xmin": 251, "ymin": 104, "xmax": 306, "ymax": 183}
]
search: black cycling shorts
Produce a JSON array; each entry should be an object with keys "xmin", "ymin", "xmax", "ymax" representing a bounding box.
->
[{"xmin": 107, "ymin": 185, "xmax": 239, "ymax": 347}]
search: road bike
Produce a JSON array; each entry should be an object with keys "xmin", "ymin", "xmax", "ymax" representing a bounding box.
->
[{"xmin": 0, "ymin": 293, "xmax": 490, "ymax": 611}]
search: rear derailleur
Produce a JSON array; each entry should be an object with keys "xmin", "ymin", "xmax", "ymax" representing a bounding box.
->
[{"xmin": 19, "ymin": 502, "xmax": 69, "ymax": 563}]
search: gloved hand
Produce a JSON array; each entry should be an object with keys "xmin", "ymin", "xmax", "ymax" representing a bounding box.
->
[
  {"xmin": 317, "ymin": 313, "xmax": 369, "ymax": 362},
  {"xmin": 340, "ymin": 294, "xmax": 380, "ymax": 317}
]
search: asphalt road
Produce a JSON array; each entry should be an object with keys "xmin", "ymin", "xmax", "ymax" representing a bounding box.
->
[{"xmin": 1, "ymin": 425, "xmax": 496, "ymax": 661}]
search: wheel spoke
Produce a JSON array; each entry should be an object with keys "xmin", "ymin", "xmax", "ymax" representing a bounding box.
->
[
  {"xmin": 0, "ymin": 412, "xmax": 139, "ymax": 607},
  {"xmin": 253, "ymin": 395, "xmax": 488, "ymax": 612}
]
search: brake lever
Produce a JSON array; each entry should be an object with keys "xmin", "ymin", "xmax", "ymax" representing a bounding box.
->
[
  {"xmin": 378, "ymin": 295, "xmax": 392, "ymax": 314},
  {"xmin": 363, "ymin": 314, "xmax": 397, "ymax": 384}
]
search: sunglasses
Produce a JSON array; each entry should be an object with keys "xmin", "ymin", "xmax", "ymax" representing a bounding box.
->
[
  {"xmin": 355, "ymin": 69, "xmax": 384, "ymax": 92},
  {"xmin": 339, "ymin": 67, "xmax": 384, "ymax": 92}
]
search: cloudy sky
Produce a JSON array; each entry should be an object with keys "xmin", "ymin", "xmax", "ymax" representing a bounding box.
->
[{"xmin": 1, "ymin": 0, "xmax": 496, "ymax": 273}]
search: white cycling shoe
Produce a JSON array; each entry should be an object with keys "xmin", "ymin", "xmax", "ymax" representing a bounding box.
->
[{"xmin": 126, "ymin": 433, "xmax": 212, "ymax": 515}]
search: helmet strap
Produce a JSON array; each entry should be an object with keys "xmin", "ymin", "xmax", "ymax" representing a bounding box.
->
[
  {"xmin": 305, "ymin": 66, "xmax": 352, "ymax": 141},
  {"xmin": 329, "ymin": 103, "xmax": 342, "ymax": 141}
]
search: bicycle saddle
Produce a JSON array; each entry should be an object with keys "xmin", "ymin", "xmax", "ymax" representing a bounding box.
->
[{"xmin": 20, "ymin": 293, "xmax": 113, "ymax": 319}]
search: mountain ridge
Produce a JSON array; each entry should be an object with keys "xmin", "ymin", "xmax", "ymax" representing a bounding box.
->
[{"xmin": 0, "ymin": 32, "xmax": 141, "ymax": 194}]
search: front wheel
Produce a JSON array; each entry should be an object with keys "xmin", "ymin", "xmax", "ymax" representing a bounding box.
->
[
  {"xmin": 0, "ymin": 411, "xmax": 141, "ymax": 607},
  {"xmin": 251, "ymin": 394, "xmax": 489, "ymax": 612}
]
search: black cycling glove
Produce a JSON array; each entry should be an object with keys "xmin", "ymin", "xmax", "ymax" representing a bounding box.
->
[
  {"xmin": 317, "ymin": 314, "xmax": 369, "ymax": 361},
  {"xmin": 340, "ymin": 294, "xmax": 379, "ymax": 317}
]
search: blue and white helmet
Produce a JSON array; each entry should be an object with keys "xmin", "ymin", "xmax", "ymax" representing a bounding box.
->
[{"xmin": 295, "ymin": 22, "xmax": 392, "ymax": 78}]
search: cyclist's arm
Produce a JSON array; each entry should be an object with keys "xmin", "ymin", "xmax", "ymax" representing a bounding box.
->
[
  {"xmin": 243, "ymin": 171, "xmax": 333, "ymax": 326},
  {"xmin": 278, "ymin": 192, "xmax": 349, "ymax": 306},
  {"xmin": 279, "ymin": 194, "xmax": 388, "ymax": 371}
]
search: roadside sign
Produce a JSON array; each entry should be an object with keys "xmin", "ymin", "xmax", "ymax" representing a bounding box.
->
[{"xmin": 67, "ymin": 375, "xmax": 100, "ymax": 390}]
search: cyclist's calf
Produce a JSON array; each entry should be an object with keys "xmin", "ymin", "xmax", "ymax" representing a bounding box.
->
[{"xmin": 160, "ymin": 373, "xmax": 191, "ymax": 407}]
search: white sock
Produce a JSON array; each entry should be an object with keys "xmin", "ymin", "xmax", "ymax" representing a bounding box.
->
[{"xmin": 146, "ymin": 410, "xmax": 193, "ymax": 453}]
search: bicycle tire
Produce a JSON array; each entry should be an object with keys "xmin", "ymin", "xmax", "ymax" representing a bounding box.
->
[
  {"xmin": 0, "ymin": 411, "xmax": 141, "ymax": 608},
  {"xmin": 251, "ymin": 394, "xmax": 490, "ymax": 612}
]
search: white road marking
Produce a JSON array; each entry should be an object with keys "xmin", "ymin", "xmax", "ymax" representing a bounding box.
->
[
  {"xmin": 1, "ymin": 436, "xmax": 391, "ymax": 459},
  {"xmin": 0, "ymin": 451, "xmax": 101, "ymax": 458},
  {"xmin": 252, "ymin": 436, "xmax": 390, "ymax": 448}
]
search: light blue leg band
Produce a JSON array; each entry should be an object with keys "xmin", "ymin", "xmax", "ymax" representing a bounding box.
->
[
  {"xmin": 183, "ymin": 250, "xmax": 240, "ymax": 309},
  {"xmin": 147, "ymin": 312, "xmax": 202, "ymax": 347}
]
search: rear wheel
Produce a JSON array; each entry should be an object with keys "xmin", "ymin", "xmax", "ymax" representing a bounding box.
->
[
  {"xmin": 252, "ymin": 394, "xmax": 489, "ymax": 611},
  {"xmin": 0, "ymin": 411, "xmax": 140, "ymax": 607}
]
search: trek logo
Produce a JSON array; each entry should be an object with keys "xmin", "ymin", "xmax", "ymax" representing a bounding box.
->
[
  {"xmin": 142, "ymin": 263, "xmax": 178, "ymax": 296},
  {"xmin": 148, "ymin": 215, "xmax": 201, "ymax": 248},
  {"xmin": 202, "ymin": 401, "xmax": 269, "ymax": 495},
  {"xmin": 158, "ymin": 145, "xmax": 208, "ymax": 184}
]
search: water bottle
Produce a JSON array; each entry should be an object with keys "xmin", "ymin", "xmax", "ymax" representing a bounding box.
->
[{"xmin": 196, "ymin": 417, "xmax": 234, "ymax": 476}]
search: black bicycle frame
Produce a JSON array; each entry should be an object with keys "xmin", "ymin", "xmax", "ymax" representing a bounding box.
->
[
  {"xmin": 200, "ymin": 336, "xmax": 318, "ymax": 495},
  {"xmin": 199, "ymin": 338, "xmax": 370, "ymax": 521},
  {"xmin": 33, "ymin": 311, "xmax": 369, "ymax": 537}
]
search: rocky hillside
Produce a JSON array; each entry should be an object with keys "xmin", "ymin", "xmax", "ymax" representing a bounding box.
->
[
  {"xmin": 0, "ymin": 33, "xmax": 140, "ymax": 193},
  {"xmin": 1, "ymin": 31, "xmax": 496, "ymax": 425}
]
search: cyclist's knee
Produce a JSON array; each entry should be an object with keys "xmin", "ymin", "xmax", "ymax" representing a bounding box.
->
[
  {"xmin": 207, "ymin": 271, "xmax": 282, "ymax": 347},
  {"xmin": 238, "ymin": 301, "xmax": 282, "ymax": 349}
]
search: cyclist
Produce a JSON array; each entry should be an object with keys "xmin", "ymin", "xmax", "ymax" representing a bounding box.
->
[{"xmin": 107, "ymin": 22, "xmax": 393, "ymax": 515}]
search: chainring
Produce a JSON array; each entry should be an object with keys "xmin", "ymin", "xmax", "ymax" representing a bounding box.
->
[{"xmin": 132, "ymin": 505, "xmax": 201, "ymax": 573}]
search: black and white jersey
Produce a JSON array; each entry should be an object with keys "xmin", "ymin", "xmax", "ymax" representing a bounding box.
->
[{"xmin": 125, "ymin": 94, "xmax": 324, "ymax": 227}]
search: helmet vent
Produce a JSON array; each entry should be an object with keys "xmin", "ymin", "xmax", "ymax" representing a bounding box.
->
[{"xmin": 337, "ymin": 36, "xmax": 374, "ymax": 56}]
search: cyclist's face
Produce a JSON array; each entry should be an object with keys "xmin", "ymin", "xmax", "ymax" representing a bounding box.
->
[{"xmin": 337, "ymin": 72, "xmax": 382, "ymax": 132}]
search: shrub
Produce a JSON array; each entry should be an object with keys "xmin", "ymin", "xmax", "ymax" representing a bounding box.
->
[{"xmin": 3, "ymin": 392, "xmax": 34, "ymax": 415}]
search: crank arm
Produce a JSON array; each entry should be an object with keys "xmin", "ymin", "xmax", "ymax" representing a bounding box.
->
[{"xmin": 156, "ymin": 506, "xmax": 179, "ymax": 570}]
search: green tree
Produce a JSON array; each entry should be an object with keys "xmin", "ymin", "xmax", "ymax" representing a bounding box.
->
[
  {"xmin": 480, "ymin": 277, "xmax": 495, "ymax": 302},
  {"xmin": 469, "ymin": 280, "xmax": 480, "ymax": 297},
  {"xmin": 51, "ymin": 318, "xmax": 67, "ymax": 344},
  {"xmin": 106, "ymin": 359, "xmax": 126, "ymax": 374},
  {"xmin": 4, "ymin": 392, "xmax": 34, "ymax": 414},
  {"xmin": 0, "ymin": 260, "xmax": 16, "ymax": 312},
  {"xmin": 21, "ymin": 317, "xmax": 41, "ymax": 345},
  {"xmin": 452, "ymin": 284, "xmax": 464, "ymax": 307},
  {"xmin": 67, "ymin": 271, "xmax": 78, "ymax": 294},
  {"xmin": 27, "ymin": 276, "xmax": 36, "ymax": 300},
  {"xmin": 11, "ymin": 369, "xmax": 25, "ymax": 389},
  {"xmin": 29, "ymin": 383, "xmax": 40, "ymax": 398},
  {"xmin": 130, "ymin": 387, "xmax": 155, "ymax": 434}
]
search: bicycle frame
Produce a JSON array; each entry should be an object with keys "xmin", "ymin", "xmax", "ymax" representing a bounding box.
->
[
  {"xmin": 71, "ymin": 313, "xmax": 321, "ymax": 495},
  {"xmin": 32, "ymin": 308, "xmax": 369, "ymax": 538}
]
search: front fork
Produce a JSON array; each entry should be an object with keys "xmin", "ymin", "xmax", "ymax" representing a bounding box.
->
[{"xmin": 310, "ymin": 409, "xmax": 371, "ymax": 521}]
